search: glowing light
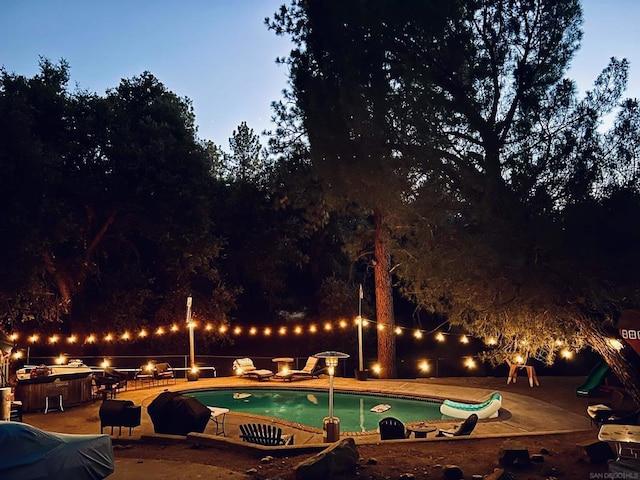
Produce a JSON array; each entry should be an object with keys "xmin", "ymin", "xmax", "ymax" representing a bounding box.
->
[
  {"xmin": 67, "ymin": 335, "xmax": 77, "ymax": 344},
  {"xmin": 249, "ymin": 327, "xmax": 257, "ymax": 335},
  {"xmin": 464, "ymin": 357, "xmax": 476, "ymax": 369},
  {"xmin": 561, "ymin": 349, "xmax": 573, "ymax": 359},
  {"xmin": 435, "ymin": 332, "xmax": 445, "ymax": 342},
  {"xmin": 607, "ymin": 338, "xmax": 623, "ymax": 351},
  {"xmin": 324, "ymin": 322, "xmax": 332, "ymax": 331},
  {"xmin": 104, "ymin": 333, "xmax": 113, "ymax": 342},
  {"xmin": 9, "ymin": 333, "xmax": 18, "ymax": 341},
  {"xmin": 49, "ymin": 335, "xmax": 59, "ymax": 344},
  {"xmin": 339, "ymin": 320, "xmax": 348, "ymax": 328},
  {"xmin": 155, "ymin": 327, "xmax": 165, "ymax": 335},
  {"xmin": 121, "ymin": 331, "xmax": 130, "ymax": 340},
  {"xmin": 170, "ymin": 324, "xmax": 179, "ymax": 332},
  {"xmin": 205, "ymin": 324, "xmax": 213, "ymax": 331},
  {"xmin": 460, "ymin": 335, "xmax": 469, "ymax": 344},
  {"xmin": 219, "ymin": 325, "xmax": 228, "ymax": 334},
  {"xmin": 372, "ymin": 364, "xmax": 382, "ymax": 375},
  {"xmin": 419, "ymin": 360, "xmax": 429, "ymax": 373},
  {"xmin": 86, "ymin": 334, "xmax": 96, "ymax": 344},
  {"xmin": 138, "ymin": 329, "xmax": 148, "ymax": 338},
  {"xmin": 555, "ymin": 339, "xmax": 564, "ymax": 346},
  {"xmin": 233, "ymin": 326, "xmax": 242, "ymax": 335},
  {"xmin": 362, "ymin": 319, "xmax": 369, "ymax": 327},
  {"xmin": 413, "ymin": 330, "xmax": 423, "ymax": 339},
  {"xmin": 294, "ymin": 326, "xmax": 302, "ymax": 335},
  {"xmin": 55, "ymin": 355, "xmax": 66, "ymax": 365},
  {"xmin": 264, "ymin": 327, "xmax": 272, "ymax": 336},
  {"xmin": 12, "ymin": 350, "xmax": 22, "ymax": 360},
  {"xmin": 145, "ymin": 362, "xmax": 155, "ymax": 373},
  {"xmin": 395, "ymin": 327, "xmax": 402, "ymax": 335},
  {"xmin": 101, "ymin": 359, "xmax": 110, "ymax": 368},
  {"xmin": 279, "ymin": 327, "xmax": 287, "ymax": 335},
  {"xmin": 377, "ymin": 323, "xmax": 385, "ymax": 331},
  {"xmin": 29, "ymin": 334, "xmax": 39, "ymax": 343},
  {"xmin": 190, "ymin": 366, "xmax": 199, "ymax": 374},
  {"xmin": 281, "ymin": 366, "xmax": 289, "ymax": 375},
  {"xmin": 309, "ymin": 325, "xmax": 317, "ymax": 333},
  {"xmin": 515, "ymin": 355, "xmax": 524, "ymax": 365}
]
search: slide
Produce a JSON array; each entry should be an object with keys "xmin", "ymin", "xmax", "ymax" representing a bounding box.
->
[
  {"xmin": 439, "ymin": 392, "xmax": 502, "ymax": 419},
  {"xmin": 576, "ymin": 361, "xmax": 611, "ymax": 397}
]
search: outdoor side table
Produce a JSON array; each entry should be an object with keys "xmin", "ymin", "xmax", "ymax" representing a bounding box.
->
[
  {"xmin": 272, "ymin": 357, "xmax": 294, "ymax": 373},
  {"xmin": 598, "ymin": 424, "xmax": 640, "ymax": 460},
  {"xmin": 208, "ymin": 406, "xmax": 230, "ymax": 436},
  {"xmin": 406, "ymin": 422, "xmax": 437, "ymax": 438}
]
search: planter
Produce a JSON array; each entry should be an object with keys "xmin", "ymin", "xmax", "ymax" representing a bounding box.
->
[
  {"xmin": 354, "ymin": 369, "xmax": 369, "ymax": 381},
  {"xmin": 186, "ymin": 371, "xmax": 200, "ymax": 382}
]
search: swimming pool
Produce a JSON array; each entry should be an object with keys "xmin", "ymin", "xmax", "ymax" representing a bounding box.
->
[{"xmin": 187, "ymin": 388, "xmax": 442, "ymax": 432}]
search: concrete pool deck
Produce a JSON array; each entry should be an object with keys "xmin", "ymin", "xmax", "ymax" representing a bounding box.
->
[{"xmin": 18, "ymin": 375, "xmax": 603, "ymax": 478}]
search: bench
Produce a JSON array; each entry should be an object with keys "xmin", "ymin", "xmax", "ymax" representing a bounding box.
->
[{"xmin": 239, "ymin": 423, "xmax": 294, "ymax": 446}]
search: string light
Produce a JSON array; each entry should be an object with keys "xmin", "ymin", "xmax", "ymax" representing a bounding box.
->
[
  {"xmin": 7, "ymin": 319, "xmax": 485, "ymax": 348},
  {"xmin": 419, "ymin": 360, "xmax": 429, "ymax": 373}
]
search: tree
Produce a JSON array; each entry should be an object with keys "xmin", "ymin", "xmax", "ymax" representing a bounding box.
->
[
  {"xmin": 269, "ymin": 0, "xmax": 640, "ymax": 396},
  {"xmin": 0, "ymin": 61, "xmax": 235, "ymax": 340},
  {"xmin": 268, "ymin": 0, "xmax": 431, "ymax": 377},
  {"xmin": 223, "ymin": 121, "xmax": 269, "ymax": 186}
]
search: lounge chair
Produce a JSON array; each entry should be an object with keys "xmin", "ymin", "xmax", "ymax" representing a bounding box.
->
[
  {"xmin": 232, "ymin": 358, "xmax": 274, "ymax": 381},
  {"xmin": 274, "ymin": 356, "xmax": 322, "ymax": 381},
  {"xmin": 378, "ymin": 417, "xmax": 409, "ymax": 440},
  {"xmin": 587, "ymin": 390, "xmax": 625, "ymax": 426},
  {"xmin": 594, "ymin": 408, "xmax": 640, "ymax": 428},
  {"xmin": 436, "ymin": 413, "xmax": 479, "ymax": 437}
]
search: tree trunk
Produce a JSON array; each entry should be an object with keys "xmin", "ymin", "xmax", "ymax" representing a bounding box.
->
[
  {"xmin": 577, "ymin": 315, "xmax": 640, "ymax": 407},
  {"xmin": 373, "ymin": 209, "xmax": 397, "ymax": 378}
]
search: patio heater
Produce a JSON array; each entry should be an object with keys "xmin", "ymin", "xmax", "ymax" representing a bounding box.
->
[{"xmin": 314, "ymin": 351, "xmax": 350, "ymax": 442}]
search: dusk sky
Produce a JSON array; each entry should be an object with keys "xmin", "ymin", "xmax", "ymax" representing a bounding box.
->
[{"xmin": 1, "ymin": 0, "xmax": 639, "ymax": 147}]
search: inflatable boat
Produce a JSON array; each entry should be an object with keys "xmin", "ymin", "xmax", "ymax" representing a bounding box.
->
[{"xmin": 439, "ymin": 392, "xmax": 502, "ymax": 419}]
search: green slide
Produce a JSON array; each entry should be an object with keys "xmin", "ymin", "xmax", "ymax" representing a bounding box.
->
[{"xmin": 576, "ymin": 361, "xmax": 611, "ymax": 397}]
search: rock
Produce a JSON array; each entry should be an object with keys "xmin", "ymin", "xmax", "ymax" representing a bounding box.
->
[
  {"xmin": 367, "ymin": 457, "xmax": 378, "ymax": 465},
  {"xmin": 530, "ymin": 454, "xmax": 545, "ymax": 463},
  {"xmin": 261, "ymin": 455, "xmax": 274, "ymax": 464},
  {"xmin": 540, "ymin": 464, "xmax": 561, "ymax": 476},
  {"xmin": 499, "ymin": 441, "xmax": 531, "ymax": 468},
  {"xmin": 399, "ymin": 474, "xmax": 415, "ymax": 480},
  {"xmin": 484, "ymin": 468, "xmax": 518, "ymax": 480},
  {"xmin": 245, "ymin": 468, "xmax": 258, "ymax": 475},
  {"xmin": 294, "ymin": 437, "xmax": 359, "ymax": 480},
  {"xmin": 540, "ymin": 447, "xmax": 550, "ymax": 455},
  {"xmin": 443, "ymin": 464, "xmax": 464, "ymax": 480}
]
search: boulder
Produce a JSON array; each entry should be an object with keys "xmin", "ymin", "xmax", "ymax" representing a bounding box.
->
[{"xmin": 294, "ymin": 438, "xmax": 359, "ymax": 480}]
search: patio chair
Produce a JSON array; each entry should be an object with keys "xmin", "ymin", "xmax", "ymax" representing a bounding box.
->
[
  {"xmin": 134, "ymin": 364, "xmax": 156, "ymax": 387},
  {"xmin": 274, "ymin": 356, "xmax": 322, "ymax": 381},
  {"xmin": 104, "ymin": 366, "xmax": 129, "ymax": 392},
  {"xmin": 154, "ymin": 363, "xmax": 176, "ymax": 385},
  {"xmin": 239, "ymin": 423, "xmax": 294, "ymax": 445},
  {"xmin": 232, "ymin": 358, "xmax": 274, "ymax": 381},
  {"xmin": 378, "ymin": 417, "xmax": 409, "ymax": 440},
  {"xmin": 436, "ymin": 413, "xmax": 479, "ymax": 437}
]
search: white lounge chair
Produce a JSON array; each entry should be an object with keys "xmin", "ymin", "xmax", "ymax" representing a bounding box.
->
[
  {"xmin": 232, "ymin": 358, "xmax": 273, "ymax": 381},
  {"xmin": 274, "ymin": 356, "xmax": 322, "ymax": 381}
]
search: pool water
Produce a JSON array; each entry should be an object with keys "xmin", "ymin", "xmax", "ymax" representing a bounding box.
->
[{"xmin": 188, "ymin": 388, "xmax": 442, "ymax": 432}]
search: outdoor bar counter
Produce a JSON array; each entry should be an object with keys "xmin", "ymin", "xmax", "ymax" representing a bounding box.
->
[{"xmin": 15, "ymin": 366, "xmax": 93, "ymax": 412}]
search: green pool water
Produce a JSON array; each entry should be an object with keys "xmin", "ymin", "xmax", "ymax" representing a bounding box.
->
[{"xmin": 188, "ymin": 388, "xmax": 443, "ymax": 432}]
